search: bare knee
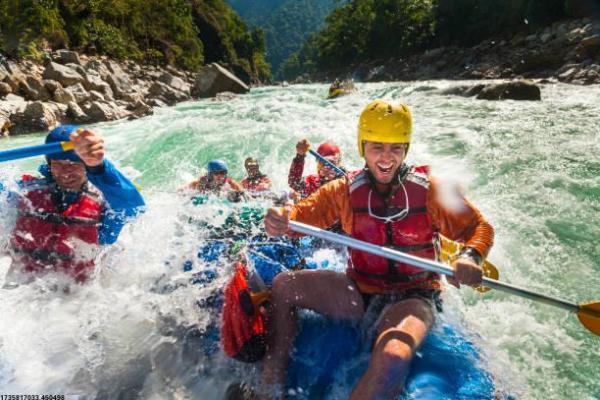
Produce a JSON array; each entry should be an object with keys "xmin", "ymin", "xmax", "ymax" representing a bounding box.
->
[
  {"xmin": 375, "ymin": 336, "xmax": 414, "ymax": 377},
  {"xmin": 271, "ymin": 271, "xmax": 304, "ymax": 305}
]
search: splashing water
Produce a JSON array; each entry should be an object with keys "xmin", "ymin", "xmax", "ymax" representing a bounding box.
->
[{"xmin": 0, "ymin": 81, "xmax": 599, "ymax": 399}]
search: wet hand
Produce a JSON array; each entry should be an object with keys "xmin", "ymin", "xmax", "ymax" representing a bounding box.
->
[
  {"xmin": 296, "ymin": 139, "xmax": 310, "ymax": 156},
  {"xmin": 70, "ymin": 129, "xmax": 105, "ymax": 167},
  {"xmin": 265, "ymin": 205, "xmax": 292, "ymax": 236},
  {"xmin": 447, "ymin": 258, "xmax": 482, "ymax": 289}
]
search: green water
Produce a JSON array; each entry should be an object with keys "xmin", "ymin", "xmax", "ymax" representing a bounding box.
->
[{"xmin": 0, "ymin": 82, "xmax": 599, "ymax": 398}]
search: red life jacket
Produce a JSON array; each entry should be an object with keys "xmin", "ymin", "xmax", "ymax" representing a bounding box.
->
[
  {"xmin": 221, "ymin": 261, "xmax": 269, "ymax": 362},
  {"xmin": 241, "ymin": 174, "xmax": 270, "ymax": 192},
  {"xmin": 347, "ymin": 166, "xmax": 440, "ymax": 291},
  {"xmin": 303, "ymin": 174, "xmax": 321, "ymax": 197},
  {"xmin": 10, "ymin": 176, "xmax": 102, "ymax": 283}
]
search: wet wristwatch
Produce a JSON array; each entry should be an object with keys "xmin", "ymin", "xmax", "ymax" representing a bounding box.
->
[{"xmin": 458, "ymin": 247, "xmax": 483, "ymax": 266}]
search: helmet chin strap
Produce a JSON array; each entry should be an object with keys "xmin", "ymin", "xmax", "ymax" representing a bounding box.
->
[{"xmin": 365, "ymin": 163, "xmax": 411, "ymax": 223}]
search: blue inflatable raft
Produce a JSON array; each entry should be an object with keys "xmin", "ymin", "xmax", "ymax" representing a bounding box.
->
[{"xmin": 184, "ymin": 201, "xmax": 502, "ymax": 399}]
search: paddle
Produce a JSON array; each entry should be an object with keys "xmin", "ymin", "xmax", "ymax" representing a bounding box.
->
[
  {"xmin": 308, "ymin": 148, "xmax": 346, "ymax": 177},
  {"xmin": 289, "ymin": 221, "xmax": 600, "ymax": 336},
  {"xmin": 0, "ymin": 141, "xmax": 75, "ymax": 163}
]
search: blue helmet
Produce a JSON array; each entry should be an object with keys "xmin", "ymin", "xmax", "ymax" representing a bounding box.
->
[
  {"xmin": 207, "ymin": 159, "xmax": 228, "ymax": 174},
  {"xmin": 45, "ymin": 124, "xmax": 82, "ymax": 163}
]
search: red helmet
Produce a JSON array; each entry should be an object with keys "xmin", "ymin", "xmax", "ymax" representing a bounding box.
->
[{"xmin": 317, "ymin": 141, "xmax": 341, "ymax": 157}]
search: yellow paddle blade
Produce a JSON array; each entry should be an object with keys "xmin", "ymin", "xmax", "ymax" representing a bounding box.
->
[
  {"xmin": 60, "ymin": 141, "xmax": 75, "ymax": 151},
  {"xmin": 479, "ymin": 259, "xmax": 499, "ymax": 293},
  {"xmin": 577, "ymin": 301, "xmax": 600, "ymax": 336},
  {"xmin": 133, "ymin": 181, "xmax": 143, "ymax": 192},
  {"xmin": 438, "ymin": 235, "xmax": 499, "ymax": 293}
]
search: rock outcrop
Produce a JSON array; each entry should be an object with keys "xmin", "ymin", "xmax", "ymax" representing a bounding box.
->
[
  {"xmin": 192, "ymin": 63, "xmax": 249, "ymax": 98},
  {"xmin": 313, "ymin": 18, "xmax": 600, "ymax": 86},
  {"xmin": 0, "ymin": 51, "xmax": 251, "ymax": 135},
  {"xmin": 443, "ymin": 80, "xmax": 542, "ymax": 101}
]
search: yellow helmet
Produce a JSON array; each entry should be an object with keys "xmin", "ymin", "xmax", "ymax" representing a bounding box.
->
[{"xmin": 357, "ymin": 99, "xmax": 413, "ymax": 156}]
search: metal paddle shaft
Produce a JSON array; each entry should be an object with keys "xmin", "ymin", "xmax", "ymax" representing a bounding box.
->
[
  {"xmin": 308, "ymin": 149, "xmax": 345, "ymax": 177},
  {"xmin": 0, "ymin": 141, "xmax": 74, "ymax": 163},
  {"xmin": 289, "ymin": 221, "xmax": 584, "ymax": 315}
]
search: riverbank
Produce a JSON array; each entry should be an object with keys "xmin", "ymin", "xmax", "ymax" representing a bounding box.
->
[
  {"xmin": 301, "ymin": 18, "xmax": 600, "ymax": 86},
  {"xmin": 0, "ymin": 51, "xmax": 250, "ymax": 136}
]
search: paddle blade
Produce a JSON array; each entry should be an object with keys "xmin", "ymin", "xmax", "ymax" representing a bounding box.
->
[
  {"xmin": 577, "ymin": 301, "xmax": 600, "ymax": 336},
  {"xmin": 478, "ymin": 260, "xmax": 499, "ymax": 293}
]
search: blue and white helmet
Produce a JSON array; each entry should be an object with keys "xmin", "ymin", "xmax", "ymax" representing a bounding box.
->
[{"xmin": 207, "ymin": 159, "xmax": 228, "ymax": 174}]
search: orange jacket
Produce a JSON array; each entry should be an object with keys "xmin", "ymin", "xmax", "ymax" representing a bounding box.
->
[{"xmin": 289, "ymin": 175, "xmax": 494, "ymax": 260}]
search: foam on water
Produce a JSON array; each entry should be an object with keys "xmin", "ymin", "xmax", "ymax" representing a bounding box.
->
[{"xmin": 0, "ymin": 81, "xmax": 599, "ymax": 399}]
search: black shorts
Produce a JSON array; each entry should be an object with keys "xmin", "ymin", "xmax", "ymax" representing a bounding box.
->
[{"xmin": 361, "ymin": 288, "xmax": 443, "ymax": 315}]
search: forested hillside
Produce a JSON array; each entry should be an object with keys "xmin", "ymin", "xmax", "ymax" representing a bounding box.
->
[
  {"xmin": 281, "ymin": 0, "xmax": 575, "ymax": 79},
  {"xmin": 227, "ymin": 0, "xmax": 338, "ymax": 77},
  {"xmin": 0, "ymin": 0, "xmax": 270, "ymax": 82}
]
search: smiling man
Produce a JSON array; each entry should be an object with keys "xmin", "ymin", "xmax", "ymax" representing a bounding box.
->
[
  {"xmin": 5, "ymin": 124, "xmax": 145, "ymax": 284},
  {"xmin": 260, "ymin": 99, "xmax": 494, "ymax": 399}
]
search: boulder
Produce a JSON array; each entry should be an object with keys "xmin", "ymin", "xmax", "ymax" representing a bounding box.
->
[
  {"xmin": 476, "ymin": 81, "xmax": 541, "ymax": 101},
  {"xmin": 5, "ymin": 61, "xmax": 24, "ymax": 79},
  {"xmin": 148, "ymin": 81, "xmax": 189, "ymax": 105},
  {"xmin": 89, "ymin": 90, "xmax": 105, "ymax": 102},
  {"xmin": 66, "ymin": 101, "xmax": 90, "ymax": 123},
  {"xmin": 191, "ymin": 63, "xmax": 249, "ymax": 98},
  {"xmin": 65, "ymin": 83, "xmax": 90, "ymax": 104},
  {"xmin": 18, "ymin": 76, "xmax": 52, "ymax": 102},
  {"xmin": 158, "ymin": 72, "xmax": 190, "ymax": 94},
  {"xmin": 45, "ymin": 102, "xmax": 68, "ymax": 123},
  {"xmin": 81, "ymin": 101, "xmax": 126, "ymax": 122},
  {"xmin": 558, "ymin": 67, "xmax": 579, "ymax": 81},
  {"xmin": 146, "ymin": 98, "xmax": 168, "ymax": 108},
  {"xmin": 582, "ymin": 34, "xmax": 600, "ymax": 48},
  {"xmin": 65, "ymin": 63, "xmax": 88, "ymax": 79},
  {"xmin": 84, "ymin": 73, "xmax": 114, "ymax": 99},
  {"xmin": 0, "ymin": 94, "xmax": 27, "ymax": 116},
  {"xmin": 127, "ymin": 100, "xmax": 153, "ymax": 120},
  {"xmin": 119, "ymin": 91, "xmax": 143, "ymax": 104},
  {"xmin": 104, "ymin": 60, "xmax": 132, "ymax": 98},
  {"xmin": 0, "ymin": 82, "xmax": 12, "ymax": 97},
  {"xmin": 166, "ymin": 65, "xmax": 186, "ymax": 79},
  {"xmin": 0, "ymin": 63, "xmax": 9, "ymax": 81},
  {"xmin": 43, "ymin": 62, "xmax": 85, "ymax": 87},
  {"xmin": 540, "ymin": 32, "xmax": 554, "ymax": 43},
  {"xmin": 3, "ymin": 61, "xmax": 26, "ymax": 92},
  {"xmin": 53, "ymin": 86, "xmax": 76, "ymax": 104},
  {"xmin": 43, "ymin": 79, "xmax": 62, "ymax": 94},
  {"xmin": 9, "ymin": 101, "xmax": 59, "ymax": 135},
  {"xmin": 55, "ymin": 50, "xmax": 81, "ymax": 65},
  {"xmin": 0, "ymin": 115, "xmax": 10, "ymax": 136},
  {"xmin": 85, "ymin": 60, "xmax": 111, "ymax": 80}
]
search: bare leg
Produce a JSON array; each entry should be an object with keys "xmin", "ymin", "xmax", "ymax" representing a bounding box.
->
[
  {"xmin": 259, "ymin": 269, "xmax": 364, "ymax": 399},
  {"xmin": 350, "ymin": 297, "xmax": 435, "ymax": 400}
]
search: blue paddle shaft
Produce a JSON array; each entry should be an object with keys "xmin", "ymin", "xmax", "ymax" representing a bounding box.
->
[
  {"xmin": 0, "ymin": 142, "xmax": 69, "ymax": 162},
  {"xmin": 289, "ymin": 221, "xmax": 580, "ymax": 313},
  {"xmin": 308, "ymin": 149, "xmax": 345, "ymax": 177}
]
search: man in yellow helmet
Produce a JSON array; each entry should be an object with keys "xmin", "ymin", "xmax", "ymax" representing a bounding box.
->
[{"xmin": 260, "ymin": 99, "xmax": 494, "ymax": 399}]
